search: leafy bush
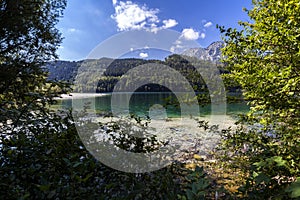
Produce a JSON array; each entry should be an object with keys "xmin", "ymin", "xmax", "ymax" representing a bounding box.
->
[
  {"xmin": 0, "ymin": 111, "xmax": 186, "ymax": 199},
  {"xmin": 217, "ymin": 0, "xmax": 300, "ymax": 199},
  {"xmin": 178, "ymin": 166, "xmax": 212, "ymax": 200}
]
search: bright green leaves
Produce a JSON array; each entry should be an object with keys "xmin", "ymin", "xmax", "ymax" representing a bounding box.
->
[
  {"xmin": 221, "ymin": 0, "xmax": 300, "ymax": 128},
  {"xmin": 254, "ymin": 156, "xmax": 288, "ymax": 170},
  {"xmin": 219, "ymin": 0, "xmax": 300, "ymax": 198}
]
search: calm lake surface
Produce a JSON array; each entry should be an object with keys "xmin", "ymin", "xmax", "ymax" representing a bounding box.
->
[{"xmin": 56, "ymin": 92, "xmax": 249, "ymax": 118}]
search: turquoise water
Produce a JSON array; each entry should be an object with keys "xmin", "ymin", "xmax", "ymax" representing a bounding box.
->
[{"xmin": 57, "ymin": 92, "xmax": 249, "ymax": 118}]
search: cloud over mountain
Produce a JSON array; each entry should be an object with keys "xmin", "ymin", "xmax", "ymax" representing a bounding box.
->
[{"xmin": 181, "ymin": 28, "xmax": 200, "ymax": 40}]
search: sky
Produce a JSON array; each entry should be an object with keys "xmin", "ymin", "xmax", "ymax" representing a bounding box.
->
[{"xmin": 57, "ymin": 0, "xmax": 252, "ymax": 61}]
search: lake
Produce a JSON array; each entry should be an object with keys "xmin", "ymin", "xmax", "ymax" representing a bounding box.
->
[{"xmin": 55, "ymin": 92, "xmax": 249, "ymax": 118}]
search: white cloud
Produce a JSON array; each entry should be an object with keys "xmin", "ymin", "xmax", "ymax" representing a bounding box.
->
[
  {"xmin": 130, "ymin": 47, "xmax": 134, "ymax": 51},
  {"xmin": 181, "ymin": 28, "xmax": 199, "ymax": 40},
  {"xmin": 68, "ymin": 28, "xmax": 78, "ymax": 33},
  {"xmin": 111, "ymin": 1, "xmax": 178, "ymax": 32},
  {"xmin": 111, "ymin": 1, "xmax": 159, "ymax": 31},
  {"xmin": 170, "ymin": 46, "xmax": 175, "ymax": 53},
  {"xmin": 139, "ymin": 52, "xmax": 148, "ymax": 58},
  {"xmin": 162, "ymin": 19, "xmax": 178, "ymax": 29},
  {"xmin": 200, "ymin": 33, "xmax": 206, "ymax": 39},
  {"xmin": 170, "ymin": 44, "xmax": 184, "ymax": 53},
  {"xmin": 175, "ymin": 40, "xmax": 182, "ymax": 45},
  {"xmin": 204, "ymin": 21, "xmax": 213, "ymax": 28}
]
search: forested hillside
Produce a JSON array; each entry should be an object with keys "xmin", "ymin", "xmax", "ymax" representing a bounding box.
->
[
  {"xmin": 44, "ymin": 60, "xmax": 79, "ymax": 81},
  {"xmin": 44, "ymin": 54, "xmax": 232, "ymax": 93}
]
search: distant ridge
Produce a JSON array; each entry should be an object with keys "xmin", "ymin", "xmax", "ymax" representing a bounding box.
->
[{"xmin": 181, "ymin": 41, "xmax": 224, "ymax": 62}]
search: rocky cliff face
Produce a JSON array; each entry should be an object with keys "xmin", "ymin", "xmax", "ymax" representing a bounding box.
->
[{"xmin": 182, "ymin": 41, "xmax": 224, "ymax": 62}]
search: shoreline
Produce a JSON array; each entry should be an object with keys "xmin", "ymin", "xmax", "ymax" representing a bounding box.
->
[{"xmin": 55, "ymin": 93, "xmax": 110, "ymax": 100}]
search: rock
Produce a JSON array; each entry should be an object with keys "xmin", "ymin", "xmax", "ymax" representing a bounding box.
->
[
  {"xmin": 194, "ymin": 154, "xmax": 206, "ymax": 161},
  {"xmin": 205, "ymin": 159, "xmax": 217, "ymax": 163},
  {"xmin": 185, "ymin": 163, "xmax": 197, "ymax": 169}
]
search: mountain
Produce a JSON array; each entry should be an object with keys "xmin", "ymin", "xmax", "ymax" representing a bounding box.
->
[
  {"xmin": 44, "ymin": 41, "xmax": 225, "ymax": 89},
  {"xmin": 181, "ymin": 41, "xmax": 224, "ymax": 62}
]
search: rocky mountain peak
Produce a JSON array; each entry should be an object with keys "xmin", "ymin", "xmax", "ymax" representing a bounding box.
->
[{"xmin": 182, "ymin": 41, "xmax": 224, "ymax": 62}]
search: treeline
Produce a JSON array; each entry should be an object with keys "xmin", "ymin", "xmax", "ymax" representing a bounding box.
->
[{"xmin": 45, "ymin": 55, "xmax": 240, "ymax": 93}]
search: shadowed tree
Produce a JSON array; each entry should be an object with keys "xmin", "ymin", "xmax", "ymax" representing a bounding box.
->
[{"xmin": 0, "ymin": 0, "xmax": 68, "ymax": 133}]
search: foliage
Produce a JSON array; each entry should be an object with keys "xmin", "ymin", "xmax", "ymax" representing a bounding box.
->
[
  {"xmin": 96, "ymin": 115, "xmax": 168, "ymax": 153},
  {"xmin": 178, "ymin": 166, "xmax": 212, "ymax": 200},
  {"xmin": 286, "ymin": 177, "xmax": 300, "ymax": 198},
  {"xmin": 0, "ymin": 113, "xmax": 102, "ymax": 199},
  {"xmin": 217, "ymin": 0, "xmax": 300, "ymax": 198},
  {"xmin": 0, "ymin": 113, "xmax": 187, "ymax": 199},
  {"xmin": 0, "ymin": 0, "xmax": 69, "ymax": 132}
]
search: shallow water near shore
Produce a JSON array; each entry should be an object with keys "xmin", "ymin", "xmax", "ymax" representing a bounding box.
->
[{"xmin": 55, "ymin": 92, "xmax": 249, "ymax": 118}]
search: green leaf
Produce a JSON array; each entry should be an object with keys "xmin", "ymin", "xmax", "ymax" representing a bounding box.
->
[
  {"xmin": 38, "ymin": 184, "xmax": 51, "ymax": 192},
  {"xmin": 254, "ymin": 173, "xmax": 271, "ymax": 185},
  {"xmin": 270, "ymin": 156, "xmax": 287, "ymax": 167},
  {"xmin": 72, "ymin": 162, "xmax": 81, "ymax": 168},
  {"xmin": 286, "ymin": 178, "xmax": 300, "ymax": 198}
]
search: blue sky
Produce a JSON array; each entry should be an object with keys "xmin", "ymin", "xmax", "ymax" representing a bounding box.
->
[{"xmin": 57, "ymin": 0, "xmax": 252, "ymax": 61}]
